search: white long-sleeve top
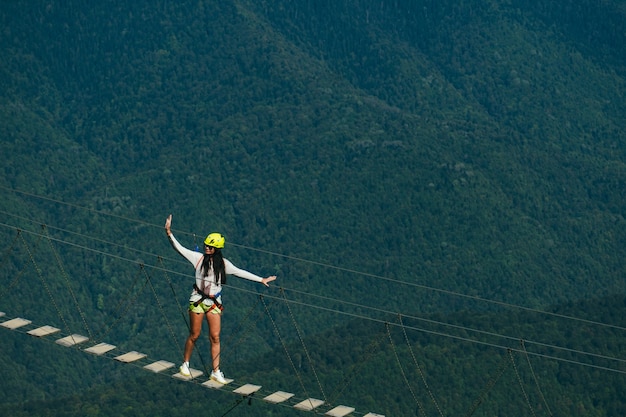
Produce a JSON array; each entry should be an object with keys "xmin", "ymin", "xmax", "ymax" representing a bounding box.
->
[{"xmin": 168, "ymin": 233, "xmax": 263, "ymax": 305}]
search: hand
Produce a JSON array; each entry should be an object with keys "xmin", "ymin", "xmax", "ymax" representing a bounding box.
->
[
  {"xmin": 165, "ymin": 214, "xmax": 172, "ymax": 235},
  {"xmin": 262, "ymin": 276, "xmax": 277, "ymax": 287}
]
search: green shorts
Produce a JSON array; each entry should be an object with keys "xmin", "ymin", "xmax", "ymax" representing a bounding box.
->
[{"xmin": 189, "ymin": 302, "xmax": 223, "ymax": 315}]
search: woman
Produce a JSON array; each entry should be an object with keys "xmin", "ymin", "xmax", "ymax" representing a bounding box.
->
[{"xmin": 164, "ymin": 214, "xmax": 276, "ymax": 383}]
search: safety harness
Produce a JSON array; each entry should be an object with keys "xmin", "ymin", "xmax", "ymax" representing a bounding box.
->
[{"xmin": 192, "ymin": 284, "xmax": 223, "ymax": 312}]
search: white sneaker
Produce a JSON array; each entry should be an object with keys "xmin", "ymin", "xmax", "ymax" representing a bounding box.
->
[
  {"xmin": 210, "ymin": 369, "xmax": 226, "ymax": 384},
  {"xmin": 179, "ymin": 362, "xmax": 191, "ymax": 377}
]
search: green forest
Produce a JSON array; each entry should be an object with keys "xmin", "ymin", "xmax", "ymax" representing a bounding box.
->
[{"xmin": 1, "ymin": 0, "xmax": 625, "ymax": 415}]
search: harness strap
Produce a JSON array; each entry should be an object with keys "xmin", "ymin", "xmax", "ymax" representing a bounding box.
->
[{"xmin": 192, "ymin": 284, "xmax": 223, "ymax": 309}]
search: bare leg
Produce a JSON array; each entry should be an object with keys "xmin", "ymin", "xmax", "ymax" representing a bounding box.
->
[
  {"xmin": 183, "ymin": 311, "xmax": 204, "ymax": 362},
  {"xmin": 207, "ymin": 311, "xmax": 222, "ymax": 371}
]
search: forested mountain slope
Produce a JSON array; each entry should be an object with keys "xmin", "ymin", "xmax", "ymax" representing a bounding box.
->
[{"xmin": 1, "ymin": 0, "xmax": 625, "ymax": 415}]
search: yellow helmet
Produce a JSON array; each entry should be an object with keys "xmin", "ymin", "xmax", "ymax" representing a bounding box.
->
[{"xmin": 204, "ymin": 233, "xmax": 225, "ymax": 249}]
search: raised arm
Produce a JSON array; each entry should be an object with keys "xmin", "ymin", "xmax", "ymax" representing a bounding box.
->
[
  {"xmin": 164, "ymin": 214, "xmax": 202, "ymax": 265},
  {"xmin": 164, "ymin": 214, "xmax": 173, "ymax": 236}
]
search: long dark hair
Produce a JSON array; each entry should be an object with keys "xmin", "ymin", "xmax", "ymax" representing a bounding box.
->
[{"xmin": 201, "ymin": 250, "xmax": 226, "ymax": 285}]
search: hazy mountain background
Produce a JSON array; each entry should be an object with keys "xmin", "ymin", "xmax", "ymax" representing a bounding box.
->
[{"xmin": 1, "ymin": 0, "xmax": 625, "ymax": 415}]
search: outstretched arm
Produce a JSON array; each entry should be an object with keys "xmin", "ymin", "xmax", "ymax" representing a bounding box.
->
[
  {"xmin": 224, "ymin": 259, "xmax": 277, "ymax": 287},
  {"xmin": 261, "ymin": 276, "xmax": 277, "ymax": 287}
]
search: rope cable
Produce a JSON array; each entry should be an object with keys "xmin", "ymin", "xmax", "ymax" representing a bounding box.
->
[
  {"xmin": 399, "ymin": 314, "xmax": 444, "ymax": 417},
  {"xmin": 260, "ymin": 294, "xmax": 315, "ymax": 412},
  {"xmin": 520, "ymin": 339, "xmax": 554, "ymax": 417},
  {"xmin": 386, "ymin": 321, "xmax": 427, "ymax": 416},
  {"xmin": 141, "ymin": 264, "xmax": 182, "ymax": 353},
  {"xmin": 42, "ymin": 224, "xmax": 92, "ymax": 341},
  {"xmin": 509, "ymin": 349, "xmax": 538, "ymax": 417},
  {"xmin": 464, "ymin": 351, "xmax": 511, "ymax": 417},
  {"xmin": 18, "ymin": 228, "xmax": 79, "ymax": 338},
  {"xmin": 158, "ymin": 256, "xmax": 190, "ymax": 329},
  {"xmin": 279, "ymin": 287, "xmax": 327, "ymax": 404}
]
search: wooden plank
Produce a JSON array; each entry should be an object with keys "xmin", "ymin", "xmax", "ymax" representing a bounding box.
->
[
  {"xmin": 84, "ymin": 342, "xmax": 116, "ymax": 355},
  {"xmin": 294, "ymin": 398, "xmax": 324, "ymax": 411},
  {"xmin": 173, "ymin": 368, "xmax": 203, "ymax": 380},
  {"xmin": 1, "ymin": 317, "xmax": 31, "ymax": 329},
  {"xmin": 233, "ymin": 384, "xmax": 261, "ymax": 395},
  {"xmin": 202, "ymin": 377, "xmax": 234, "ymax": 389},
  {"xmin": 115, "ymin": 351, "xmax": 147, "ymax": 363},
  {"xmin": 326, "ymin": 405, "xmax": 355, "ymax": 416},
  {"xmin": 56, "ymin": 334, "xmax": 89, "ymax": 347},
  {"xmin": 363, "ymin": 413, "xmax": 385, "ymax": 417},
  {"xmin": 28, "ymin": 325, "xmax": 61, "ymax": 337},
  {"xmin": 144, "ymin": 360, "xmax": 175, "ymax": 373},
  {"xmin": 263, "ymin": 391, "xmax": 295, "ymax": 404}
]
